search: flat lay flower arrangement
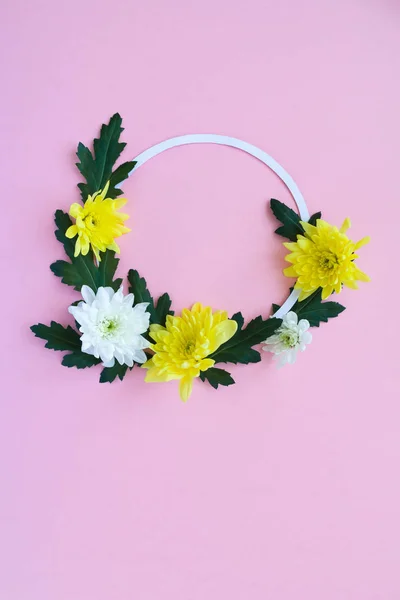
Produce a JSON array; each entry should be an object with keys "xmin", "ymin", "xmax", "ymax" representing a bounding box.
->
[{"xmin": 31, "ymin": 114, "xmax": 370, "ymax": 401}]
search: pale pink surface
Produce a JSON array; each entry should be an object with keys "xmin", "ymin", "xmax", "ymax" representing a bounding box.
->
[{"xmin": 0, "ymin": 0, "xmax": 399, "ymax": 598}]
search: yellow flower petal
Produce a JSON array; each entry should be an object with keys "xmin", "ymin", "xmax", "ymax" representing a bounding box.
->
[
  {"xmin": 69, "ymin": 203, "xmax": 83, "ymax": 219},
  {"xmin": 74, "ymin": 237, "xmax": 81, "ymax": 257},
  {"xmin": 179, "ymin": 375, "xmax": 194, "ymax": 402},
  {"xmin": 65, "ymin": 225, "xmax": 78, "ymax": 239},
  {"xmin": 114, "ymin": 198, "xmax": 127, "ymax": 209},
  {"xmin": 284, "ymin": 266, "xmax": 298, "ymax": 277},
  {"xmin": 354, "ymin": 236, "xmax": 370, "ymax": 250},
  {"xmin": 300, "ymin": 222, "xmax": 317, "ymax": 237},
  {"xmin": 340, "ymin": 217, "xmax": 351, "ymax": 233},
  {"xmin": 199, "ymin": 358, "xmax": 215, "ymax": 371},
  {"xmin": 321, "ymin": 285, "xmax": 334, "ymax": 300},
  {"xmin": 210, "ymin": 320, "xmax": 238, "ymax": 351}
]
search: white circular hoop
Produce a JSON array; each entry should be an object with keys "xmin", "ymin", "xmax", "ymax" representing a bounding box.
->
[{"xmin": 129, "ymin": 134, "xmax": 310, "ymax": 319}]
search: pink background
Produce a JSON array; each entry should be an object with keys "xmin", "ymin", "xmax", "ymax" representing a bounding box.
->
[{"xmin": 1, "ymin": 1, "xmax": 399, "ymax": 598}]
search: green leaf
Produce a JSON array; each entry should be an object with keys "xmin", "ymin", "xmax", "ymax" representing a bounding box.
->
[
  {"xmin": 62, "ymin": 352, "xmax": 100, "ymax": 369},
  {"xmin": 292, "ymin": 289, "xmax": 346, "ymax": 327},
  {"xmin": 270, "ymin": 200, "xmax": 323, "ymax": 241},
  {"xmin": 200, "ymin": 368, "xmax": 235, "ymax": 389},
  {"xmin": 54, "ymin": 210, "xmax": 76, "ymax": 260},
  {"xmin": 96, "ymin": 250, "xmax": 123, "ymax": 291},
  {"xmin": 108, "ymin": 161, "xmax": 137, "ymax": 198},
  {"xmin": 308, "ymin": 211, "xmax": 322, "ymax": 226},
  {"xmin": 154, "ymin": 293, "xmax": 174, "ymax": 326},
  {"xmin": 270, "ymin": 198, "xmax": 304, "ymax": 241},
  {"xmin": 127, "ymin": 269, "xmax": 154, "ymax": 306},
  {"xmin": 76, "ymin": 143, "xmax": 98, "ymax": 200},
  {"xmin": 271, "ymin": 303, "xmax": 280, "ymax": 314},
  {"xmin": 209, "ymin": 314, "xmax": 282, "ymax": 365},
  {"xmin": 76, "ymin": 113, "xmax": 127, "ymax": 200},
  {"xmin": 230, "ymin": 312, "xmax": 244, "ymax": 330},
  {"xmin": 31, "ymin": 321, "xmax": 81, "ymax": 352},
  {"xmin": 99, "ymin": 362, "xmax": 131, "ymax": 383}
]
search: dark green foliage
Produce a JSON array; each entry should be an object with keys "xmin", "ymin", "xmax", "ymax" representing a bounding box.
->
[
  {"xmin": 30, "ymin": 322, "xmax": 81, "ymax": 352},
  {"xmin": 270, "ymin": 199, "xmax": 323, "ymax": 241},
  {"xmin": 200, "ymin": 368, "xmax": 235, "ymax": 389},
  {"xmin": 96, "ymin": 250, "xmax": 123, "ymax": 291},
  {"xmin": 99, "ymin": 362, "xmax": 131, "ymax": 383},
  {"xmin": 209, "ymin": 313, "xmax": 282, "ymax": 365},
  {"xmin": 308, "ymin": 211, "xmax": 322, "ymax": 226},
  {"xmin": 292, "ymin": 289, "xmax": 346, "ymax": 327},
  {"xmin": 154, "ymin": 293, "xmax": 174, "ymax": 326},
  {"xmin": 76, "ymin": 113, "xmax": 133, "ymax": 200},
  {"xmin": 270, "ymin": 198, "xmax": 304, "ymax": 241},
  {"xmin": 62, "ymin": 353, "xmax": 101, "ymax": 369},
  {"xmin": 127, "ymin": 269, "xmax": 173, "ymax": 326},
  {"xmin": 108, "ymin": 161, "xmax": 137, "ymax": 197}
]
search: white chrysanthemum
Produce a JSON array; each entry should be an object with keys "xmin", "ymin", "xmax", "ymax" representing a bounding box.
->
[
  {"xmin": 69, "ymin": 285, "xmax": 151, "ymax": 368},
  {"xmin": 262, "ymin": 311, "xmax": 312, "ymax": 368}
]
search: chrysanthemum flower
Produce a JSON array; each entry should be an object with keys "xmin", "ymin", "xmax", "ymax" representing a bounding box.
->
[
  {"xmin": 262, "ymin": 311, "xmax": 312, "ymax": 367},
  {"xmin": 66, "ymin": 182, "xmax": 130, "ymax": 261},
  {"xmin": 283, "ymin": 218, "xmax": 370, "ymax": 301},
  {"xmin": 143, "ymin": 303, "xmax": 238, "ymax": 401},
  {"xmin": 69, "ymin": 285, "xmax": 150, "ymax": 367}
]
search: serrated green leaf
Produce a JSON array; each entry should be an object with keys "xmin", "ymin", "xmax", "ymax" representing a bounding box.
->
[
  {"xmin": 230, "ymin": 312, "xmax": 244, "ymax": 330},
  {"xmin": 96, "ymin": 250, "xmax": 122, "ymax": 291},
  {"xmin": 270, "ymin": 198, "xmax": 304, "ymax": 241},
  {"xmin": 76, "ymin": 143, "xmax": 98, "ymax": 199},
  {"xmin": 270, "ymin": 199, "xmax": 323, "ymax": 241},
  {"xmin": 53, "ymin": 210, "xmax": 98, "ymax": 289},
  {"xmin": 308, "ymin": 211, "xmax": 322, "ymax": 226},
  {"xmin": 62, "ymin": 352, "xmax": 100, "ymax": 369},
  {"xmin": 76, "ymin": 113, "xmax": 127, "ymax": 200},
  {"xmin": 209, "ymin": 314, "xmax": 282, "ymax": 365},
  {"xmin": 54, "ymin": 210, "xmax": 76, "ymax": 260},
  {"xmin": 154, "ymin": 293, "xmax": 174, "ymax": 326},
  {"xmin": 31, "ymin": 321, "xmax": 81, "ymax": 352},
  {"xmin": 292, "ymin": 289, "xmax": 346, "ymax": 327},
  {"xmin": 200, "ymin": 368, "xmax": 235, "ymax": 389},
  {"xmin": 99, "ymin": 362, "xmax": 131, "ymax": 383},
  {"xmin": 127, "ymin": 269, "xmax": 156, "ymax": 319},
  {"xmin": 108, "ymin": 161, "xmax": 137, "ymax": 198}
]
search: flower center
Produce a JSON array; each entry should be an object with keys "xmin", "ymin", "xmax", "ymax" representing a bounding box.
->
[
  {"xmin": 318, "ymin": 251, "xmax": 338, "ymax": 271},
  {"xmin": 98, "ymin": 317, "xmax": 119, "ymax": 338},
  {"xmin": 84, "ymin": 212, "xmax": 99, "ymax": 228},
  {"xmin": 183, "ymin": 339, "xmax": 195, "ymax": 356},
  {"xmin": 281, "ymin": 329, "xmax": 299, "ymax": 348}
]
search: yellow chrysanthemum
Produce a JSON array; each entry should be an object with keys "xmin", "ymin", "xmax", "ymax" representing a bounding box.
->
[
  {"xmin": 283, "ymin": 218, "xmax": 370, "ymax": 301},
  {"xmin": 143, "ymin": 303, "xmax": 238, "ymax": 401},
  {"xmin": 66, "ymin": 182, "xmax": 130, "ymax": 261}
]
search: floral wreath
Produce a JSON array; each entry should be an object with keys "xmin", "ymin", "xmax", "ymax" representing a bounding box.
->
[{"xmin": 31, "ymin": 114, "xmax": 370, "ymax": 401}]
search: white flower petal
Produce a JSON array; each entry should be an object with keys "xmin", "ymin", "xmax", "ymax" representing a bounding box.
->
[
  {"xmin": 102, "ymin": 358, "xmax": 115, "ymax": 368},
  {"xmin": 81, "ymin": 285, "xmax": 96, "ymax": 305},
  {"xmin": 298, "ymin": 319, "xmax": 310, "ymax": 334},
  {"xmin": 284, "ymin": 311, "xmax": 298, "ymax": 326},
  {"xmin": 301, "ymin": 330, "xmax": 312, "ymax": 345},
  {"xmin": 132, "ymin": 349, "xmax": 148, "ymax": 364}
]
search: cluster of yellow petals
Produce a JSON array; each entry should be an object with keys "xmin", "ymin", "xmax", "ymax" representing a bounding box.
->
[
  {"xmin": 143, "ymin": 303, "xmax": 238, "ymax": 401},
  {"xmin": 283, "ymin": 218, "xmax": 370, "ymax": 301},
  {"xmin": 66, "ymin": 182, "xmax": 130, "ymax": 261}
]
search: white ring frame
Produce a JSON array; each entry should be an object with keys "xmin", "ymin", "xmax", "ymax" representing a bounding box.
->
[{"xmin": 130, "ymin": 134, "xmax": 310, "ymax": 319}]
